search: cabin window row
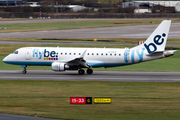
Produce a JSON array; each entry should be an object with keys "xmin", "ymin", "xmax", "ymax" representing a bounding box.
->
[
  {"xmin": 87, "ymin": 53, "xmax": 121, "ymax": 56},
  {"xmin": 35, "ymin": 52, "xmax": 121, "ymax": 56},
  {"xmin": 59, "ymin": 53, "xmax": 121, "ymax": 56}
]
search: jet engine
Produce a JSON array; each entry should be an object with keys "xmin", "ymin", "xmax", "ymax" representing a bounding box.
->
[{"xmin": 51, "ymin": 62, "xmax": 69, "ymax": 71}]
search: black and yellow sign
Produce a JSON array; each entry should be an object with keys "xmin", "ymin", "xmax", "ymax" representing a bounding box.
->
[
  {"xmin": 94, "ymin": 97, "xmax": 111, "ymax": 104},
  {"xmin": 86, "ymin": 97, "xmax": 92, "ymax": 104}
]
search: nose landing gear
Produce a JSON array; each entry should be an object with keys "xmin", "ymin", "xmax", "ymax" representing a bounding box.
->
[{"xmin": 22, "ymin": 66, "xmax": 27, "ymax": 74}]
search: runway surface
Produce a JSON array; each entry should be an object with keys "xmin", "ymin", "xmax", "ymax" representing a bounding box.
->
[
  {"xmin": 0, "ymin": 70, "xmax": 180, "ymax": 82},
  {"xmin": 0, "ymin": 22, "xmax": 180, "ymax": 39}
]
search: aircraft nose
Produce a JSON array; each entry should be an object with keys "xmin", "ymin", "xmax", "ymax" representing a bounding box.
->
[{"xmin": 3, "ymin": 56, "xmax": 9, "ymax": 63}]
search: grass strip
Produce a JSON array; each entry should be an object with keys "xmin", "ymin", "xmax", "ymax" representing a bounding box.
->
[
  {"xmin": 0, "ymin": 19, "xmax": 176, "ymax": 33},
  {"xmin": 0, "ymin": 80, "xmax": 180, "ymax": 120},
  {"xmin": 1, "ymin": 38, "xmax": 180, "ymax": 44}
]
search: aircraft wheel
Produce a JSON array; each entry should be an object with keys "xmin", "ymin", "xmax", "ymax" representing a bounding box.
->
[
  {"xmin": 22, "ymin": 70, "xmax": 27, "ymax": 74},
  {"xmin": 87, "ymin": 69, "xmax": 93, "ymax": 74},
  {"xmin": 78, "ymin": 69, "xmax": 85, "ymax": 75}
]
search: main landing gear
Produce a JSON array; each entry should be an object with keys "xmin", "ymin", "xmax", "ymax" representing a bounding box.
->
[
  {"xmin": 22, "ymin": 66, "xmax": 27, "ymax": 74},
  {"xmin": 78, "ymin": 69, "xmax": 93, "ymax": 75},
  {"xmin": 78, "ymin": 69, "xmax": 85, "ymax": 75},
  {"xmin": 87, "ymin": 69, "xmax": 93, "ymax": 74}
]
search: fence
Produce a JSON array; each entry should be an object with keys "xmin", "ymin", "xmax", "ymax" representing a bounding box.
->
[{"xmin": 0, "ymin": 13, "xmax": 180, "ymax": 18}]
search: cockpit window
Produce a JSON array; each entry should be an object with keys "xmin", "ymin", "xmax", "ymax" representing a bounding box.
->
[{"xmin": 12, "ymin": 51, "xmax": 18, "ymax": 54}]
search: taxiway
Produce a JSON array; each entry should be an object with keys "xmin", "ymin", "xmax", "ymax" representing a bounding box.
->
[{"xmin": 0, "ymin": 22, "xmax": 180, "ymax": 39}]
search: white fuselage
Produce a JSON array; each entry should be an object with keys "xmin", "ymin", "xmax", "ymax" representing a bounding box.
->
[{"xmin": 3, "ymin": 47, "xmax": 163, "ymax": 68}]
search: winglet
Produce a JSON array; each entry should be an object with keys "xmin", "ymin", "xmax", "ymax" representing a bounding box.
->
[{"xmin": 80, "ymin": 50, "xmax": 87, "ymax": 58}]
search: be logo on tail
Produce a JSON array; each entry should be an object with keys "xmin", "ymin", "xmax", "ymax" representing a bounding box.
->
[{"xmin": 144, "ymin": 33, "xmax": 166, "ymax": 54}]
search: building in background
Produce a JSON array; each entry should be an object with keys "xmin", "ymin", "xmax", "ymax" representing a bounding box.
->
[
  {"xmin": 135, "ymin": 1, "xmax": 180, "ymax": 7},
  {"xmin": 0, "ymin": 0, "xmax": 26, "ymax": 6},
  {"xmin": 134, "ymin": 0, "xmax": 180, "ymax": 13}
]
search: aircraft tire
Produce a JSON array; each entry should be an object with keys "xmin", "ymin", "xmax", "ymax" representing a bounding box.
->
[
  {"xmin": 87, "ymin": 69, "xmax": 93, "ymax": 74},
  {"xmin": 22, "ymin": 70, "xmax": 27, "ymax": 74},
  {"xmin": 78, "ymin": 69, "xmax": 85, "ymax": 75}
]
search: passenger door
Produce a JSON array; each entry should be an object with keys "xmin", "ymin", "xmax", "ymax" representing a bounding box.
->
[{"xmin": 26, "ymin": 48, "xmax": 31, "ymax": 60}]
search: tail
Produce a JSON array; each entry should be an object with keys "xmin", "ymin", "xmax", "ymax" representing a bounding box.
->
[{"xmin": 132, "ymin": 20, "xmax": 171, "ymax": 54}]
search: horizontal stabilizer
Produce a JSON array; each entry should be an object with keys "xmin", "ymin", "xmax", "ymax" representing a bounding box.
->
[
  {"xmin": 146, "ymin": 51, "xmax": 163, "ymax": 56},
  {"xmin": 164, "ymin": 50, "xmax": 177, "ymax": 57}
]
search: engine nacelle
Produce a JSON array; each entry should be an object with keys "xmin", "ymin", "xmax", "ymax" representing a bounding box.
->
[{"xmin": 52, "ymin": 62, "xmax": 69, "ymax": 71}]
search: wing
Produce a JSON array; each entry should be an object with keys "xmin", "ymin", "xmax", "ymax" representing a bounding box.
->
[{"xmin": 66, "ymin": 50, "xmax": 91, "ymax": 68}]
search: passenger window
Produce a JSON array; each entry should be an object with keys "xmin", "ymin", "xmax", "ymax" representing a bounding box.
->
[
  {"xmin": 119, "ymin": 54, "xmax": 121, "ymax": 56},
  {"xmin": 87, "ymin": 53, "xmax": 89, "ymax": 55},
  {"xmin": 101, "ymin": 53, "xmax": 103, "ymax": 55},
  {"xmin": 74, "ymin": 53, "xmax": 76, "ymax": 55},
  {"xmin": 79, "ymin": 53, "xmax": 81, "ymax": 55},
  {"xmin": 114, "ymin": 54, "xmax": 116, "ymax": 56},
  {"xmin": 106, "ymin": 53, "xmax": 108, "ymax": 56},
  {"xmin": 69, "ymin": 53, "xmax": 71, "ymax": 55},
  {"xmin": 92, "ymin": 53, "xmax": 94, "ymax": 55},
  {"xmin": 65, "ymin": 53, "xmax": 67, "ymax": 55},
  {"xmin": 97, "ymin": 53, "xmax": 98, "ymax": 55},
  {"xmin": 61, "ymin": 53, "xmax": 63, "ymax": 55}
]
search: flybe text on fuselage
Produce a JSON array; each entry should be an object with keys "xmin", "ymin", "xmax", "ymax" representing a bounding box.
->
[
  {"xmin": 32, "ymin": 49, "xmax": 58, "ymax": 60},
  {"xmin": 125, "ymin": 34, "xmax": 165, "ymax": 63},
  {"xmin": 124, "ymin": 48, "xmax": 145, "ymax": 63}
]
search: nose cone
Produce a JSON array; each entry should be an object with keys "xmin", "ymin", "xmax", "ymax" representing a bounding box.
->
[{"xmin": 3, "ymin": 56, "xmax": 9, "ymax": 63}]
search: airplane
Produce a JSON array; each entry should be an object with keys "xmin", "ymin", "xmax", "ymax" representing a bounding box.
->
[{"xmin": 3, "ymin": 20, "xmax": 176, "ymax": 75}]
